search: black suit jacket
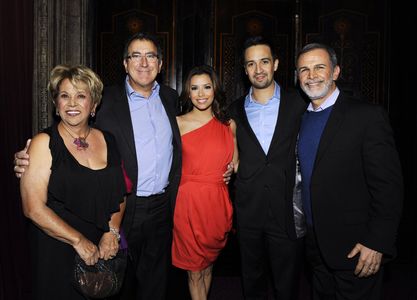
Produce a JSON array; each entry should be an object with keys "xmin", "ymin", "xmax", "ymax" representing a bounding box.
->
[
  {"xmin": 95, "ymin": 84, "xmax": 182, "ymax": 237},
  {"xmin": 229, "ymin": 88, "xmax": 306, "ymax": 239},
  {"xmin": 308, "ymin": 92, "xmax": 403, "ymax": 269}
]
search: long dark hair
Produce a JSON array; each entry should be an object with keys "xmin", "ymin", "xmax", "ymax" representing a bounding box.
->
[{"xmin": 180, "ymin": 65, "xmax": 229, "ymax": 124}]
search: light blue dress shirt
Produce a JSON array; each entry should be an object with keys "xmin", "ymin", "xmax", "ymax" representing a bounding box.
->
[
  {"xmin": 244, "ymin": 81, "xmax": 281, "ymax": 154},
  {"xmin": 125, "ymin": 77, "xmax": 173, "ymax": 196}
]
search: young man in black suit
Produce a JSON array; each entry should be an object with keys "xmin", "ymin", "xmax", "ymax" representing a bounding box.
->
[
  {"xmin": 296, "ymin": 43, "xmax": 403, "ymax": 299},
  {"xmin": 229, "ymin": 36, "xmax": 306, "ymax": 300}
]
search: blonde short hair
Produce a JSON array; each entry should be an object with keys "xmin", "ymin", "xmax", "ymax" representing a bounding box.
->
[{"xmin": 48, "ymin": 64, "xmax": 104, "ymax": 107}]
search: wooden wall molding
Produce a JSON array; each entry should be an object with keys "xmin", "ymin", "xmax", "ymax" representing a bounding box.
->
[
  {"xmin": 305, "ymin": 9, "xmax": 381, "ymax": 105},
  {"xmin": 33, "ymin": 0, "xmax": 92, "ymax": 134},
  {"xmin": 99, "ymin": 9, "xmax": 170, "ymax": 87}
]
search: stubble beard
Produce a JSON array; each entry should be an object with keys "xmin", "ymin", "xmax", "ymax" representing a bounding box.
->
[{"xmin": 301, "ymin": 78, "xmax": 333, "ymax": 100}]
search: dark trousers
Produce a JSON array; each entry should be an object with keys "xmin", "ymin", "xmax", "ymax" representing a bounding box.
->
[
  {"xmin": 116, "ymin": 193, "xmax": 172, "ymax": 300},
  {"xmin": 305, "ymin": 228, "xmax": 384, "ymax": 300},
  {"xmin": 237, "ymin": 214, "xmax": 303, "ymax": 300}
]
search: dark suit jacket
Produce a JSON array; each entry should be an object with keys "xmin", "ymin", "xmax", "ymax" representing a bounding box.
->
[
  {"xmin": 95, "ymin": 84, "xmax": 182, "ymax": 237},
  {"xmin": 229, "ymin": 88, "xmax": 306, "ymax": 239},
  {"xmin": 309, "ymin": 92, "xmax": 403, "ymax": 269}
]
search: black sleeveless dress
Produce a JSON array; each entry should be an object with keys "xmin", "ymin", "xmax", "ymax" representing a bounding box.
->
[{"xmin": 29, "ymin": 124, "xmax": 127, "ymax": 300}]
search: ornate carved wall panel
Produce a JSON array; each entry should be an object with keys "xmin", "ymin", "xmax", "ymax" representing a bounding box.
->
[
  {"xmin": 96, "ymin": 1, "xmax": 176, "ymax": 89},
  {"xmin": 220, "ymin": 12, "xmax": 289, "ymax": 103},
  {"xmin": 32, "ymin": 1, "xmax": 389, "ymax": 125},
  {"xmin": 33, "ymin": 0, "xmax": 92, "ymax": 133},
  {"xmin": 175, "ymin": 0, "xmax": 215, "ymax": 93},
  {"xmin": 100, "ymin": 10, "xmax": 170, "ymax": 87},
  {"xmin": 305, "ymin": 10, "xmax": 380, "ymax": 104},
  {"xmin": 216, "ymin": 2, "xmax": 294, "ymax": 103}
]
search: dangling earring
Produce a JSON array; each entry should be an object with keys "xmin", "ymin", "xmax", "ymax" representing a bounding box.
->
[
  {"xmin": 90, "ymin": 111, "xmax": 95, "ymax": 117},
  {"xmin": 56, "ymin": 109, "xmax": 59, "ymax": 116}
]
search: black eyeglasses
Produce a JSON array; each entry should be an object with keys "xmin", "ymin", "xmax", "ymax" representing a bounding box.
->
[{"xmin": 126, "ymin": 53, "xmax": 159, "ymax": 63}]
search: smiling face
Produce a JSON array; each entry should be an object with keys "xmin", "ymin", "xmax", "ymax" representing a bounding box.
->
[
  {"xmin": 55, "ymin": 78, "xmax": 95, "ymax": 127},
  {"xmin": 244, "ymin": 44, "xmax": 279, "ymax": 90},
  {"xmin": 189, "ymin": 74, "xmax": 215, "ymax": 112},
  {"xmin": 297, "ymin": 48, "xmax": 340, "ymax": 105},
  {"xmin": 123, "ymin": 39, "xmax": 162, "ymax": 94}
]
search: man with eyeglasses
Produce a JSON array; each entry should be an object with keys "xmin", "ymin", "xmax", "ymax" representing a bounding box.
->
[
  {"xmin": 229, "ymin": 36, "xmax": 306, "ymax": 299},
  {"xmin": 94, "ymin": 32, "xmax": 181, "ymax": 300}
]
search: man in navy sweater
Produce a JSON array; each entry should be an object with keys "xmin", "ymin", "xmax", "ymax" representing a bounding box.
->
[{"xmin": 296, "ymin": 43, "xmax": 403, "ymax": 300}]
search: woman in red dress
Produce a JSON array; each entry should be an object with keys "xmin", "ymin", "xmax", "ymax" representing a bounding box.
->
[{"xmin": 172, "ymin": 65, "xmax": 239, "ymax": 300}]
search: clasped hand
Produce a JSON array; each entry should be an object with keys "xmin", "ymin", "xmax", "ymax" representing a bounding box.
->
[
  {"xmin": 73, "ymin": 237, "xmax": 99, "ymax": 266},
  {"xmin": 98, "ymin": 232, "xmax": 120, "ymax": 260},
  {"xmin": 73, "ymin": 232, "xmax": 119, "ymax": 265}
]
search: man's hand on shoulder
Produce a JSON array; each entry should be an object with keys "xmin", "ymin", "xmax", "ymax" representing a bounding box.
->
[
  {"xmin": 223, "ymin": 162, "xmax": 234, "ymax": 184},
  {"xmin": 14, "ymin": 139, "xmax": 31, "ymax": 178}
]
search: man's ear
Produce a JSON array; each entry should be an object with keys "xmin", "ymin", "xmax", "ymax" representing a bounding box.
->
[
  {"xmin": 274, "ymin": 58, "xmax": 279, "ymax": 72},
  {"xmin": 333, "ymin": 65, "xmax": 341, "ymax": 81},
  {"xmin": 123, "ymin": 58, "xmax": 130, "ymax": 73}
]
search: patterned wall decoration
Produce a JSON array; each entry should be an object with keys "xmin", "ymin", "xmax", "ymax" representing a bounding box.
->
[
  {"xmin": 100, "ymin": 10, "xmax": 170, "ymax": 86},
  {"xmin": 305, "ymin": 10, "xmax": 380, "ymax": 104},
  {"xmin": 33, "ymin": 0, "xmax": 92, "ymax": 133},
  {"xmin": 219, "ymin": 11, "xmax": 289, "ymax": 103}
]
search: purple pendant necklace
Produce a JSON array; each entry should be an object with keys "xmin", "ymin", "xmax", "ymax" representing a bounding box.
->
[{"xmin": 61, "ymin": 123, "xmax": 91, "ymax": 150}]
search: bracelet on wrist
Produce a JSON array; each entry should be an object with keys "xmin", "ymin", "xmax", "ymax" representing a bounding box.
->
[{"xmin": 109, "ymin": 227, "xmax": 121, "ymax": 242}]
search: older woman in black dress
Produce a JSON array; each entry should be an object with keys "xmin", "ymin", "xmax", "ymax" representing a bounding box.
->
[{"xmin": 20, "ymin": 65, "xmax": 128, "ymax": 299}]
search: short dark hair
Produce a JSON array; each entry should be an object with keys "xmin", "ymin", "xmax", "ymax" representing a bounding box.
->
[
  {"xmin": 180, "ymin": 65, "xmax": 229, "ymax": 124},
  {"xmin": 297, "ymin": 43, "xmax": 338, "ymax": 69},
  {"xmin": 123, "ymin": 32, "xmax": 163, "ymax": 61},
  {"xmin": 241, "ymin": 36, "xmax": 277, "ymax": 65}
]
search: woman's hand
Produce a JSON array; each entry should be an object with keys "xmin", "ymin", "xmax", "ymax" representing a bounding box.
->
[
  {"xmin": 98, "ymin": 232, "xmax": 119, "ymax": 260},
  {"xmin": 73, "ymin": 236, "xmax": 99, "ymax": 265}
]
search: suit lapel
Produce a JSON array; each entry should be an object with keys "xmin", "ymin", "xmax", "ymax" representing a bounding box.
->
[
  {"xmin": 267, "ymin": 90, "xmax": 290, "ymax": 157},
  {"xmin": 314, "ymin": 94, "xmax": 347, "ymax": 167},
  {"xmin": 237, "ymin": 97, "xmax": 265, "ymax": 154},
  {"xmin": 113, "ymin": 87, "xmax": 136, "ymax": 157},
  {"xmin": 159, "ymin": 86, "xmax": 181, "ymax": 145}
]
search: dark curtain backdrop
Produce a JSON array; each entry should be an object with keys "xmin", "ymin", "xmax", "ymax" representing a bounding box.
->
[{"xmin": 0, "ymin": 0, "xmax": 34, "ymax": 299}]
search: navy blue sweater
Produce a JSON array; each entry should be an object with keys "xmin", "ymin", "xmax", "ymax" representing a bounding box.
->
[{"xmin": 298, "ymin": 107, "xmax": 332, "ymax": 226}]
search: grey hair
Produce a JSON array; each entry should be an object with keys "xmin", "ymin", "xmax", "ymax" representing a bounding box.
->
[{"xmin": 297, "ymin": 43, "xmax": 338, "ymax": 69}]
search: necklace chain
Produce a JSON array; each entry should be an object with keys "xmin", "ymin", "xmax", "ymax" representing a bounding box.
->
[{"xmin": 61, "ymin": 123, "xmax": 91, "ymax": 150}]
